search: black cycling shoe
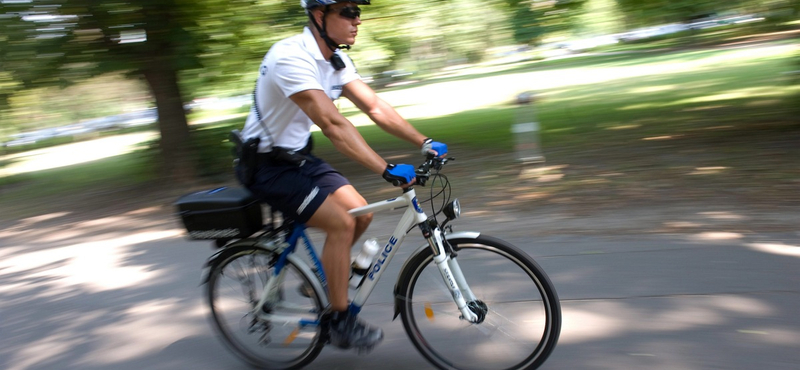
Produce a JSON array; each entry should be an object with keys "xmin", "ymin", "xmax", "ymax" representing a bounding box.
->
[{"xmin": 325, "ymin": 311, "xmax": 383, "ymax": 353}]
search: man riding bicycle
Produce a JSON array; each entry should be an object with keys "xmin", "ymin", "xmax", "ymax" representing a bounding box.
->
[{"xmin": 238, "ymin": 0, "xmax": 446, "ymax": 351}]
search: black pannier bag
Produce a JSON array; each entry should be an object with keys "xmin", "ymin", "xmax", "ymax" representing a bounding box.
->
[{"xmin": 176, "ymin": 187, "xmax": 263, "ymax": 240}]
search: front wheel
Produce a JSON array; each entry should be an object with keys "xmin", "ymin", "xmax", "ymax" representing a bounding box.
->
[{"xmin": 399, "ymin": 235, "xmax": 561, "ymax": 370}]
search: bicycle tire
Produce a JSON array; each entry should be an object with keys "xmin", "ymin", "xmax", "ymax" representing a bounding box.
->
[
  {"xmin": 206, "ymin": 244, "xmax": 325, "ymax": 370},
  {"xmin": 398, "ymin": 234, "xmax": 561, "ymax": 370}
]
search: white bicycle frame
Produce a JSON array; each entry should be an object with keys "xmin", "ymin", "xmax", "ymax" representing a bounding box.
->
[
  {"xmin": 348, "ymin": 188, "xmax": 479, "ymax": 322},
  {"xmin": 253, "ymin": 187, "xmax": 480, "ymax": 326}
]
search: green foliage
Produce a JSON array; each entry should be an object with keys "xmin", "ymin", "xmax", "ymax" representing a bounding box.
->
[
  {"xmin": 188, "ymin": 121, "xmax": 240, "ymax": 179},
  {"xmin": 1, "ymin": 0, "xmax": 797, "ymax": 180},
  {"xmin": 4, "ymin": 74, "xmax": 150, "ymax": 135},
  {"xmin": 506, "ymin": 0, "xmax": 593, "ymax": 45},
  {"xmin": 574, "ymin": 0, "xmax": 625, "ymax": 36},
  {"xmin": 509, "ymin": 3, "xmax": 543, "ymax": 45},
  {"xmin": 1, "ymin": 41, "xmax": 797, "ymax": 219},
  {"xmin": 614, "ymin": 0, "xmax": 756, "ymax": 27},
  {"xmin": 0, "ymin": 0, "xmax": 273, "ymax": 122},
  {"xmin": 0, "ymin": 0, "xmax": 285, "ymax": 180}
]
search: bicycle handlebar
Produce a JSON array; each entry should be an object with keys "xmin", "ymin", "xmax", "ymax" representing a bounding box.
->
[{"xmin": 414, "ymin": 154, "xmax": 452, "ymax": 187}]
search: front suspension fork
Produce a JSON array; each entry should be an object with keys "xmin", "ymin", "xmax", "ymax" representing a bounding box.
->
[{"xmin": 421, "ymin": 222, "xmax": 480, "ymax": 323}]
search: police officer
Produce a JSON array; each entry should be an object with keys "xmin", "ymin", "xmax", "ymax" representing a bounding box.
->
[{"xmin": 240, "ymin": 0, "xmax": 447, "ymax": 351}]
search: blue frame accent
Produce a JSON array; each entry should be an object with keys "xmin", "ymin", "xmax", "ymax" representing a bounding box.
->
[
  {"xmin": 348, "ymin": 302, "xmax": 362, "ymax": 316},
  {"xmin": 263, "ymin": 223, "xmax": 331, "ymax": 330},
  {"xmin": 301, "ymin": 230, "xmax": 327, "ymax": 287},
  {"xmin": 272, "ymin": 223, "xmax": 328, "ymax": 293},
  {"xmin": 412, "ymin": 197, "xmax": 424, "ymax": 213}
]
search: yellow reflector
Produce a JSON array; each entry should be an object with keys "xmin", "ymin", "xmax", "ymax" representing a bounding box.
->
[
  {"xmin": 283, "ymin": 327, "xmax": 300, "ymax": 346},
  {"xmin": 424, "ymin": 302, "xmax": 435, "ymax": 321}
]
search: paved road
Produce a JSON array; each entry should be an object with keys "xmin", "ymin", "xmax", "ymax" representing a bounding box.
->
[{"xmin": 1, "ymin": 205, "xmax": 799, "ymax": 370}]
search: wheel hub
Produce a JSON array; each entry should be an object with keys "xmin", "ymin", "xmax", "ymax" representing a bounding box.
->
[{"xmin": 467, "ymin": 300, "xmax": 488, "ymax": 324}]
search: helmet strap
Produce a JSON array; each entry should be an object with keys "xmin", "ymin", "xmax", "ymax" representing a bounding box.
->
[{"xmin": 309, "ymin": 6, "xmax": 351, "ymax": 54}]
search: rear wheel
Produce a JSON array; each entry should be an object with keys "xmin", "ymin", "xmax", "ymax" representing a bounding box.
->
[
  {"xmin": 207, "ymin": 246, "xmax": 325, "ymax": 369},
  {"xmin": 399, "ymin": 235, "xmax": 561, "ymax": 370}
]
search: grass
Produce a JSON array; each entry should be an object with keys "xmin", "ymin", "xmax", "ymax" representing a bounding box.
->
[
  {"xmin": 334, "ymin": 42, "xmax": 799, "ymax": 151},
  {"xmin": 0, "ymin": 149, "xmax": 156, "ymax": 220},
  {"xmin": 536, "ymin": 48, "xmax": 798, "ymax": 139},
  {"xmin": 1, "ymin": 36, "xmax": 798, "ymax": 220},
  {"xmin": 0, "ymin": 151, "xmax": 154, "ymax": 194}
]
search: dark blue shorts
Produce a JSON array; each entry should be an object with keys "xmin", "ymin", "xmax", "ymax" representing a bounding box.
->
[{"xmin": 247, "ymin": 155, "xmax": 350, "ymax": 224}]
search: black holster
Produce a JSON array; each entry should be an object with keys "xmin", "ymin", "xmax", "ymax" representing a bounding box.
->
[
  {"xmin": 230, "ymin": 130, "xmax": 260, "ymax": 186},
  {"xmin": 261, "ymin": 136, "xmax": 314, "ymax": 167}
]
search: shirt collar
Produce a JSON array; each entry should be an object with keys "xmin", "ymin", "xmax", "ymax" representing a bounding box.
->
[{"xmin": 302, "ymin": 27, "xmax": 326, "ymax": 62}]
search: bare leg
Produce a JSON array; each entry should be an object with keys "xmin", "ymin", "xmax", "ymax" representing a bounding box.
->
[
  {"xmin": 307, "ymin": 185, "xmax": 372, "ymax": 311},
  {"xmin": 329, "ymin": 185, "xmax": 373, "ymax": 246}
]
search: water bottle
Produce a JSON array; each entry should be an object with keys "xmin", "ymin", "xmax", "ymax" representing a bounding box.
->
[{"xmin": 349, "ymin": 238, "xmax": 380, "ymax": 289}]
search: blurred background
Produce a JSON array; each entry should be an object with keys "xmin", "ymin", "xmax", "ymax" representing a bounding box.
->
[
  {"xmin": 1, "ymin": 3, "xmax": 799, "ymax": 369},
  {"xmin": 1, "ymin": 0, "xmax": 799, "ymax": 219}
]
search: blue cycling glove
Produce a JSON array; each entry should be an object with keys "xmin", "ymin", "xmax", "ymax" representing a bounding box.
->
[
  {"xmin": 382, "ymin": 164, "xmax": 416, "ymax": 186},
  {"xmin": 421, "ymin": 138, "xmax": 447, "ymax": 157}
]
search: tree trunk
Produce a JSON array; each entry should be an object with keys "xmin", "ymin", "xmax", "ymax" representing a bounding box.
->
[{"xmin": 143, "ymin": 66, "xmax": 196, "ymax": 184}]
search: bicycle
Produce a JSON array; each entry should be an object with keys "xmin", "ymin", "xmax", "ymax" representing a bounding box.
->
[{"xmin": 178, "ymin": 155, "xmax": 561, "ymax": 370}]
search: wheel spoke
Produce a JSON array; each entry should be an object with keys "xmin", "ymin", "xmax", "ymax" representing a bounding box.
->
[
  {"xmin": 400, "ymin": 236, "xmax": 561, "ymax": 370},
  {"xmin": 207, "ymin": 247, "xmax": 324, "ymax": 369}
]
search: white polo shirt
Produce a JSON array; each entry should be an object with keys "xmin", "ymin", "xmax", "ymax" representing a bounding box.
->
[{"xmin": 241, "ymin": 27, "xmax": 361, "ymax": 152}]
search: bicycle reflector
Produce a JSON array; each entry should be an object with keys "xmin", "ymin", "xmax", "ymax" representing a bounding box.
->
[{"xmin": 443, "ymin": 199, "xmax": 461, "ymax": 220}]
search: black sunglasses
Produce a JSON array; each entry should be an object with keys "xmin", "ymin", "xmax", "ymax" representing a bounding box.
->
[{"xmin": 338, "ymin": 6, "xmax": 361, "ymax": 20}]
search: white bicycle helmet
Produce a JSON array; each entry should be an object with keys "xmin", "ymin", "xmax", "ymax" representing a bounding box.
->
[
  {"xmin": 300, "ymin": 0, "xmax": 371, "ymax": 55},
  {"xmin": 301, "ymin": 0, "xmax": 370, "ymax": 12}
]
